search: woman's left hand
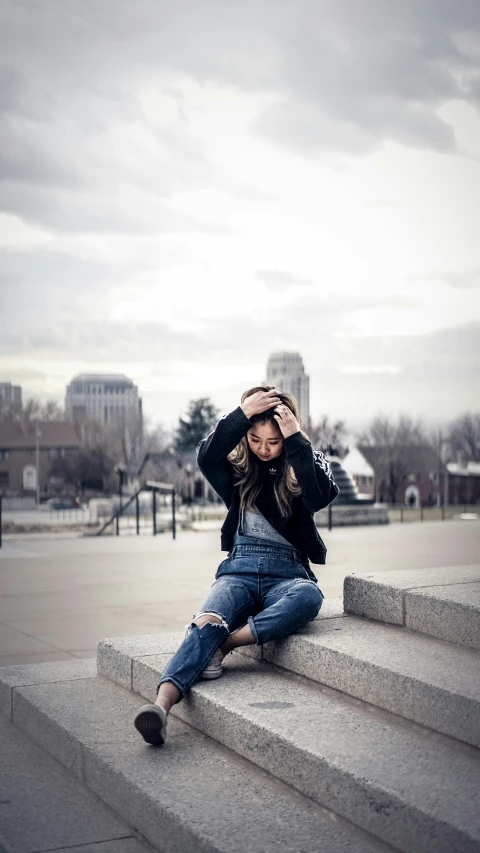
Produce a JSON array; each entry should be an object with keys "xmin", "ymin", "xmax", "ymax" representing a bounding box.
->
[{"xmin": 273, "ymin": 405, "xmax": 300, "ymax": 438}]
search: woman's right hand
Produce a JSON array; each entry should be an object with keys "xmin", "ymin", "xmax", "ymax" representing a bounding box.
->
[{"xmin": 240, "ymin": 386, "xmax": 281, "ymax": 419}]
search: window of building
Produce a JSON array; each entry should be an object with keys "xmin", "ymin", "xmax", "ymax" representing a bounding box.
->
[
  {"xmin": 0, "ymin": 449, "xmax": 9, "ymax": 461},
  {"xmin": 49, "ymin": 448, "xmax": 66, "ymax": 460},
  {"xmin": 0, "ymin": 471, "xmax": 9, "ymax": 486}
]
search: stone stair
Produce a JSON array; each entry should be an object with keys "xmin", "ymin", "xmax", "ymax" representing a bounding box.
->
[{"xmin": 1, "ymin": 566, "xmax": 480, "ymax": 853}]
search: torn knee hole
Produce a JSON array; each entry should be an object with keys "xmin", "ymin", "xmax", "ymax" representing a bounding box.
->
[{"xmin": 193, "ymin": 611, "xmax": 229, "ymax": 631}]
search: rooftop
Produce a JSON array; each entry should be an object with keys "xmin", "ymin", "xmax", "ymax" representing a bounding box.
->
[
  {"xmin": 68, "ymin": 374, "xmax": 135, "ymax": 387},
  {"xmin": 0, "ymin": 421, "xmax": 80, "ymax": 449}
]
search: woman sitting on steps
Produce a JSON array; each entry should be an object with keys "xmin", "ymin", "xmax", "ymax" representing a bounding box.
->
[{"xmin": 134, "ymin": 385, "xmax": 339, "ymax": 746}]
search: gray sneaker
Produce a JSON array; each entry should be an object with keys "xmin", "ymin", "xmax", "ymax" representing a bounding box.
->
[
  {"xmin": 200, "ymin": 647, "xmax": 224, "ymax": 679},
  {"xmin": 134, "ymin": 704, "xmax": 167, "ymax": 746},
  {"xmin": 185, "ymin": 625, "xmax": 224, "ymax": 680}
]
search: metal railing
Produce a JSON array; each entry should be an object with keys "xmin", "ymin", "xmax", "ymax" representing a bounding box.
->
[
  {"xmin": 388, "ymin": 504, "xmax": 478, "ymax": 523},
  {"xmin": 96, "ymin": 481, "xmax": 177, "ymax": 539}
]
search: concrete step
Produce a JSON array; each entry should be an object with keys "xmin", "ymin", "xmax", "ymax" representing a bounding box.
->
[
  {"xmin": 0, "ymin": 660, "xmax": 395, "ymax": 853},
  {"xmin": 344, "ymin": 565, "xmax": 480, "ymax": 650},
  {"xmin": 0, "ymin": 712, "xmax": 153, "ymax": 853},
  {"xmin": 259, "ymin": 613, "xmax": 480, "ymax": 748},
  {"xmin": 98, "ymin": 635, "xmax": 480, "ymax": 853}
]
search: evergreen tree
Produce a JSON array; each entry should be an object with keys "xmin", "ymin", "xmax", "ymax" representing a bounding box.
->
[{"xmin": 175, "ymin": 398, "xmax": 219, "ymax": 452}]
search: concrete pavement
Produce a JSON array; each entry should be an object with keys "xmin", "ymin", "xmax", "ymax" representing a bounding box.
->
[{"xmin": 0, "ymin": 519, "xmax": 479, "ymax": 666}]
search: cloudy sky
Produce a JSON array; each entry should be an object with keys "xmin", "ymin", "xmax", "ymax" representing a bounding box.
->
[{"xmin": 1, "ymin": 0, "xmax": 479, "ymax": 432}]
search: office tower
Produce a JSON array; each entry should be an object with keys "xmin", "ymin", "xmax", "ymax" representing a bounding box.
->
[
  {"xmin": 65, "ymin": 374, "xmax": 142, "ymax": 429},
  {"xmin": 266, "ymin": 352, "xmax": 310, "ymax": 428},
  {"xmin": 0, "ymin": 383, "xmax": 22, "ymax": 406}
]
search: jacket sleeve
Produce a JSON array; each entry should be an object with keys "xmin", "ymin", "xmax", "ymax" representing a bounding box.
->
[
  {"xmin": 196, "ymin": 406, "xmax": 252, "ymax": 506},
  {"xmin": 283, "ymin": 432, "xmax": 339, "ymax": 512}
]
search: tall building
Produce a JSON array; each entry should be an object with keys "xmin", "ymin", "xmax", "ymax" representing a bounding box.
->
[
  {"xmin": 0, "ymin": 382, "xmax": 22, "ymax": 407},
  {"xmin": 266, "ymin": 352, "xmax": 310, "ymax": 428},
  {"xmin": 65, "ymin": 374, "xmax": 142, "ymax": 430}
]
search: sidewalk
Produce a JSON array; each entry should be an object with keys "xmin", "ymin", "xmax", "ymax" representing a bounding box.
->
[{"xmin": 0, "ymin": 519, "xmax": 479, "ymax": 667}]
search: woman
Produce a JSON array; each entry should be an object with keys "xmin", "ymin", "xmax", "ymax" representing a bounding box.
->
[{"xmin": 134, "ymin": 385, "xmax": 339, "ymax": 746}]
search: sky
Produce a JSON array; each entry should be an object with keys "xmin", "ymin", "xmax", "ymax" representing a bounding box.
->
[{"xmin": 1, "ymin": 0, "xmax": 479, "ymax": 433}]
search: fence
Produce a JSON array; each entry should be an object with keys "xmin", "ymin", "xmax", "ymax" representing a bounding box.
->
[
  {"xmin": 1, "ymin": 495, "xmax": 478, "ymax": 548},
  {"xmin": 96, "ymin": 481, "xmax": 177, "ymax": 539},
  {"xmin": 388, "ymin": 504, "xmax": 478, "ymax": 524},
  {"xmin": 48, "ymin": 507, "xmax": 90, "ymax": 524}
]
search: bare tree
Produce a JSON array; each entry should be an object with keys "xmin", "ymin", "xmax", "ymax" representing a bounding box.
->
[
  {"xmin": 65, "ymin": 414, "xmax": 171, "ymax": 494},
  {"xmin": 309, "ymin": 415, "xmax": 348, "ymax": 457},
  {"xmin": 0, "ymin": 397, "xmax": 64, "ymax": 423},
  {"xmin": 446, "ymin": 412, "xmax": 480, "ymax": 464},
  {"xmin": 57, "ymin": 417, "xmax": 119, "ymax": 493},
  {"xmin": 357, "ymin": 414, "xmax": 426, "ymax": 503}
]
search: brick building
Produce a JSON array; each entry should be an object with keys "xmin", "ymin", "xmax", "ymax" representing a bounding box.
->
[
  {"xmin": 343, "ymin": 445, "xmax": 448, "ymax": 507},
  {"xmin": 446, "ymin": 462, "xmax": 480, "ymax": 505},
  {"xmin": 0, "ymin": 421, "xmax": 80, "ymax": 497}
]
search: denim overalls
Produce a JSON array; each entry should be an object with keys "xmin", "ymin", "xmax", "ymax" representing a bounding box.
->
[{"xmin": 158, "ymin": 509, "xmax": 324, "ymax": 697}]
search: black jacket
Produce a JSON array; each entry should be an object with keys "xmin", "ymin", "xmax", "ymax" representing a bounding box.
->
[{"xmin": 196, "ymin": 407, "xmax": 339, "ymax": 574}]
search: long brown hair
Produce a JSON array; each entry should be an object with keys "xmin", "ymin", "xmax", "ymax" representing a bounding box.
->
[{"xmin": 228, "ymin": 386, "xmax": 309, "ymax": 516}]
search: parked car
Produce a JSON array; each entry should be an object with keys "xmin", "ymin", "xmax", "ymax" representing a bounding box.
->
[{"xmin": 44, "ymin": 498, "xmax": 75, "ymax": 511}]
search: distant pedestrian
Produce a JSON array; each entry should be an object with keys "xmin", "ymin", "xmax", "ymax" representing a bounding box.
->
[{"xmin": 134, "ymin": 385, "xmax": 339, "ymax": 746}]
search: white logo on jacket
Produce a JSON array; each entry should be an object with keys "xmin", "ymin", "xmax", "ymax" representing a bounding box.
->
[{"xmin": 313, "ymin": 450, "xmax": 335, "ymax": 484}]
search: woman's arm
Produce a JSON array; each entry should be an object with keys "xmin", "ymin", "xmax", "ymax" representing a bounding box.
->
[
  {"xmin": 197, "ymin": 407, "xmax": 251, "ymax": 468},
  {"xmin": 197, "ymin": 388, "xmax": 281, "ymax": 505},
  {"xmin": 284, "ymin": 433, "xmax": 339, "ymax": 512},
  {"xmin": 273, "ymin": 404, "xmax": 339, "ymax": 511}
]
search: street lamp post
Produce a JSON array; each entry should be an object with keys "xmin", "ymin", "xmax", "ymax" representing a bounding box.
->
[
  {"xmin": 115, "ymin": 464, "xmax": 127, "ymax": 535},
  {"xmin": 35, "ymin": 422, "xmax": 41, "ymax": 505}
]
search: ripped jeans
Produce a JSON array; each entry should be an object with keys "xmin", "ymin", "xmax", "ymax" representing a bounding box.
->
[{"xmin": 157, "ymin": 539, "xmax": 324, "ymax": 698}]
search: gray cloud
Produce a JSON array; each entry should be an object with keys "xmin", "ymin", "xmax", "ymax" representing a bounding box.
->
[
  {"xmin": 1, "ymin": 2, "xmax": 479, "ymax": 426},
  {"xmin": 0, "ymin": 0, "xmax": 479, "ymax": 237},
  {"xmin": 409, "ymin": 269, "xmax": 480, "ymax": 288},
  {"xmin": 0, "ymin": 181, "xmax": 233, "ymax": 234},
  {"xmin": 309, "ymin": 361, "xmax": 480, "ymax": 428},
  {"xmin": 257, "ymin": 269, "xmax": 313, "ymax": 291},
  {"xmin": 1, "ymin": 261, "xmax": 478, "ymax": 424}
]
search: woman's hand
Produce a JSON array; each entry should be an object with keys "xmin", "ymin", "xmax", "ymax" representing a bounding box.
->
[
  {"xmin": 241, "ymin": 386, "xmax": 281, "ymax": 419},
  {"xmin": 273, "ymin": 404, "xmax": 300, "ymax": 438}
]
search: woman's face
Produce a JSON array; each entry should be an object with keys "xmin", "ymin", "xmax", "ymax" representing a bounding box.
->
[{"xmin": 247, "ymin": 420, "xmax": 284, "ymax": 462}]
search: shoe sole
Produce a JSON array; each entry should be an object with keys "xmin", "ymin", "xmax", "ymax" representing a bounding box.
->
[{"xmin": 134, "ymin": 707, "xmax": 167, "ymax": 745}]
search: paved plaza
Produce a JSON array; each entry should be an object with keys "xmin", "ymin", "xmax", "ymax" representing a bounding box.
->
[{"xmin": 0, "ymin": 518, "xmax": 479, "ymax": 667}]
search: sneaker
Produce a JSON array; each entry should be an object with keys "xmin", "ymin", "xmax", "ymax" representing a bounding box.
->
[
  {"xmin": 134, "ymin": 704, "xmax": 167, "ymax": 746},
  {"xmin": 185, "ymin": 624, "xmax": 224, "ymax": 680},
  {"xmin": 200, "ymin": 647, "xmax": 224, "ymax": 680}
]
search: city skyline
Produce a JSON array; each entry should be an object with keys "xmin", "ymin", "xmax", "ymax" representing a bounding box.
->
[
  {"xmin": 1, "ymin": 2, "xmax": 479, "ymax": 430},
  {"xmin": 1, "ymin": 350, "xmax": 475, "ymax": 438}
]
